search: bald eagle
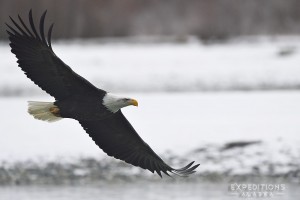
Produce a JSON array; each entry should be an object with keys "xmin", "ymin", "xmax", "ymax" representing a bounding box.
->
[{"xmin": 6, "ymin": 10, "xmax": 199, "ymax": 177}]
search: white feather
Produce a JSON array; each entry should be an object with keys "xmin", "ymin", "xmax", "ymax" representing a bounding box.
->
[
  {"xmin": 27, "ymin": 101, "xmax": 62, "ymax": 122},
  {"xmin": 102, "ymin": 93, "xmax": 129, "ymax": 113}
]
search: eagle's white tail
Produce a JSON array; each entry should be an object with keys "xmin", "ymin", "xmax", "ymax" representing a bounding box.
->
[{"xmin": 27, "ymin": 101, "xmax": 62, "ymax": 122}]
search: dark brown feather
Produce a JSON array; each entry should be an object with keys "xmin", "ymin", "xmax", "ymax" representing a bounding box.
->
[
  {"xmin": 6, "ymin": 10, "xmax": 105, "ymax": 100},
  {"xmin": 79, "ymin": 111, "xmax": 200, "ymax": 177}
]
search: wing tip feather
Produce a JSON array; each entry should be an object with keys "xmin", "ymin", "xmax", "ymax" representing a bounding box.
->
[
  {"xmin": 150, "ymin": 161, "xmax": 200, "ymax": 178},
  {"xmin": 39, "ymin": 10, "xmax": 48, "ymax": 44},
  {"xmin": 7, "ymin": 9, "xmax": 54, "ymax": 51},
  {"xmin": 169, "ymin": 161, "xmax": 200, "ymax": 178}
]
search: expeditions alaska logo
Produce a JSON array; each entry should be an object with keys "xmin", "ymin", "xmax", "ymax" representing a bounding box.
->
[{"xmin": 228, "ymin": 183, "xmax": 286, "ymax": 198}]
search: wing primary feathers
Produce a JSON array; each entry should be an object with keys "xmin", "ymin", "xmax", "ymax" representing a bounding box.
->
[
  {"xmin": 5, "ymin": 23, "xmax": 21, "ymax": 36},
  {"xmin": 183, "ymin": 170, "xmax": 197, "ymax": 175},
  {"xmin": 170, "ymin": 171, "xmax": 188, "ymax": 177},
  {"xmin": 39, "ymin": 10, "xmax": 47, "ymax": 45},
  {"xmin": 6, "ymin": 30, "xmax": 14, "ymax": 37},
  {"xmin": 143, "ymin": 157, "xmax": 151, "ymax": 172},
  {"xmin": 174, "ymin": 166, "xmax": 195, "ymax": 174},
  {"xmin": 178, "ymin": 164, "xmax": 200, "ymax": 173},
  {"xmin": 144, "ymin": 157, "xmax": 154, "ymax": 172},
  {"xmin": 174, "ymin": 161, "xmax": 195, "ymax": 172},
  {"xmin": 156, "ymin": 169, "xmax": 162, "ymax": 178},
  {"xmin": 162, "ymin": 170, "xmax": 172, "ymax": 177},
  {"xmin": 149, "ymin": 160, "xmax": 155, "ymax": 173},
  {"xmin": 169, "ymin": 162, "xmax": 200, "ymax": 177},
  {"xmin": 29, "ymin": 9, "xmax": 41, "ymax": 41},
  {"xmin": 160, "ymin": 165, "xmax": 172, "ymax": 177},
  {"xmin": 47, "ymin": 23, "xmax": 54, "ymax": 50},
  {"xmin": 9, "ymin": 16, "xmax": 29, "ymax": 37},
  {"xmin": 154, "ymin": 163, "xmax": 163, "ymax": 178},
  {"xmin": 18, "ymin": 14, "xmax": 35, "ymax": 37}
]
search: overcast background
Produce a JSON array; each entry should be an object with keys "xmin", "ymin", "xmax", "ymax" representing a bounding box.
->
[{"xmin": 0, "ymin": 1, "xmax": 300, "ymax": 200}]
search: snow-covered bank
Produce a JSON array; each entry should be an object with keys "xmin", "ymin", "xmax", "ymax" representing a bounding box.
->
[
  {"xmin": 1, "ymin": 91, "xmax": 299, "ymax": 161},
  {"xmin": 0, "ymin": 140, "xmax": 299, "ymax": 185},
  {"xmin": 1, "ymin": 37, "xmax": 300, "ymax": 95}
]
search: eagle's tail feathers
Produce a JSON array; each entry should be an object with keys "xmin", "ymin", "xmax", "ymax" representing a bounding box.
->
[{"xmin": 27, "ymin": 101, "xmax": 62, "ymax": 122}]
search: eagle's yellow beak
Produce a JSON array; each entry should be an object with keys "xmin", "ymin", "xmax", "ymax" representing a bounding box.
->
[{"xmin": 129, "ymin": 99, "xmax": 138, "ymax": 107}]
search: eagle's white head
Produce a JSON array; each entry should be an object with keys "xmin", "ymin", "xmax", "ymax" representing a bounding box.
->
[{"xmin": 102, "ymin": 93, "xmax": 138, "ymax": 113}]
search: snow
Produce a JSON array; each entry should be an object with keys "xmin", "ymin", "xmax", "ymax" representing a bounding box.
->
[
  {"xmin": 0, "ymin": 91, "xmax": 299, "ymax": 162},
  {"xmin": 1, "ymin": 37, "xmax": 300, "ymax": 95},
  {"xmin": 191, "ymin": 140, "xmax": 300, "ymax": 176}
]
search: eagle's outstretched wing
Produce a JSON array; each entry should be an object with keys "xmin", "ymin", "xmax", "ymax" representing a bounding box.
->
[
  {"xmin": 6, "ymin": 10, "xmax": 104, "ymax": 100},
  {"xmin": 79, "ymin": 111, "xmax": 200, "ymax": 177}
]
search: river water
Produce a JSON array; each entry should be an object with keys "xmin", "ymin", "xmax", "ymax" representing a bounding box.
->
[{"xmin": 1, "ymin": 181, "xmax": 299, "ymax": 200}]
